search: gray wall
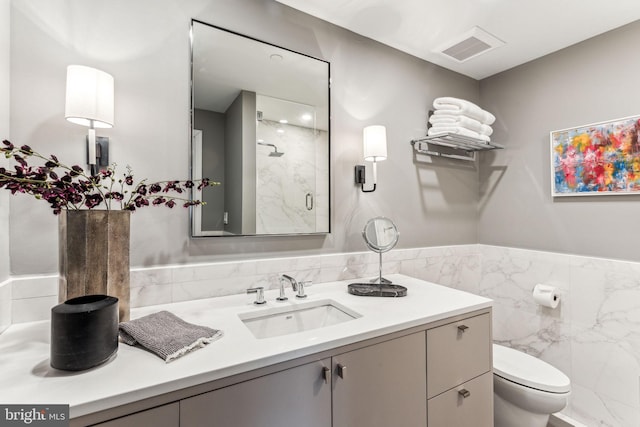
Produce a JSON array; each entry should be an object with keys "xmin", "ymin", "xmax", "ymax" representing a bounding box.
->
[
  {"xmin": 224, "ymin": 90, "xmax": 257, "ymax": 235},
  {"xmin": 194, "ymin": 108, "xmax": 225, "ymax": 232},
  {"xmin": 224, "ymin": 91, "xmax": 243, "ymax": 235},
  {"xmin": 239, "ymin": 90, "xmax": 257, "ymax": 234},
  {"xmin": 0, "ymin": 0, "xmax": 9, "ymax": 282},
  {"xmin": 479, "ymin": 20, "xmax": 640, "ymax": 262},
  {"xmin": 8, "ymin": 0, "xmax": 479, "ymax": 274}
]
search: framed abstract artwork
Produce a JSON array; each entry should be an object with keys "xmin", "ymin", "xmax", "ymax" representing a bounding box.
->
[{"xmin": 551, "ymin": 115, "xmax": 640, "ymax": 196}]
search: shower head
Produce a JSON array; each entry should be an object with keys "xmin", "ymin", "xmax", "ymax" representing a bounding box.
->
[{"xmin": 257, "ymin": 141, "xmax": 285, "ymax": 157}]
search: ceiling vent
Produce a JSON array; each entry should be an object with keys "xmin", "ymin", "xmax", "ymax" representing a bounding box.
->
[{"xmin": 437, "ymin": 26, "xmax": 505, "ymax": 62}]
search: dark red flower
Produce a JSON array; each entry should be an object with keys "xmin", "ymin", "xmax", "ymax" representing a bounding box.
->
[{"xmin": 0, "ymin": 140, "xmax": 216, "ymax": 214}]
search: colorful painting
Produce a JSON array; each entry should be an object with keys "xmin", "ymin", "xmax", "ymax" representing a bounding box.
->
[{"xmin": 551, "ymin": 115, "xmax": 640, "ymax": 196}]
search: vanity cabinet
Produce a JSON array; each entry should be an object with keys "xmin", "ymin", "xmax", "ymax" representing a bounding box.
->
[
  {"xmin": 72, "ymin": 308, "xmax": 492, "ymax": 427},
  {"xmin": 181, "ymin": 333, "xmax": 427, "ymax": 427},
  {"xmin": 332, "ymin": 332, "xmax": 426, "ymax": 427},
  {"xmin": 426, "ymin": 313, "xmax": 493, "ymax": 427},
  {"xmin": 180, "ymin": 358, "xmax": 332, "ymax": 427}
]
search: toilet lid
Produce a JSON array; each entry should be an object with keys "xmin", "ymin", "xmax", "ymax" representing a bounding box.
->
[{"xmin": 493, "ymin": 344, "xmax": 570, "ymax": 393}]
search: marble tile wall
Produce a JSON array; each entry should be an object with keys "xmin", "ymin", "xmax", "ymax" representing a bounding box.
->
[
  {"xmin": 256, "ymin": 119, "xmax": 328, "ymax": 234},
  {"xmin": 10, "ymin": 275, "xmax": 58, "ymax": 323},
  {"xmin": 420, "ymin": 245, "xmax": 639, "ymax": 427},
  {"xmin": 0, "ymin": 280, "xmax": 10, "ymax": 334},
  {"xmin": 8, "ymin": 248, "xmax": 416, "ymax": 323},
  {"xmin": 5, "ymin": 244, "xmax": 640, "ymax": 426}
]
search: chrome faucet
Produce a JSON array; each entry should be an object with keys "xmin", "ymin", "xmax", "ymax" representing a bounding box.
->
[
  {"xmin": 278, "ymin": 274, "xmax": 309, "ymax": 300},
  {"xmin": 277, "ymin": 274, "xmax": 297, "ymax": 301}
]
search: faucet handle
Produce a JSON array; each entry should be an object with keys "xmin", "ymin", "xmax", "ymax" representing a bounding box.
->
[
  {"xmin": 247, "ymin": 287, "xmax": 266, "ymax": 305},
  {"xmin": 276, "ymin": 277, "xmax": 288, "ymax": 302},
  {"xmin": 296, "ymin": 280, "xmax": 312, "ymax": 299}
]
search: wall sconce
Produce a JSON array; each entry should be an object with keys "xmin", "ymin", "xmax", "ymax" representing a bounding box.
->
[
  {"xmin": 355, "ymin": 125, "xmax": 387, "ymax": 193},
  {"xmin": 65, "ymin": 65, "xmax": 114, "ymax": 176}
]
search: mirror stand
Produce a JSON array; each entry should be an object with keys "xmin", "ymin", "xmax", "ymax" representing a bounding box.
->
[
  {"xmin": 369, "ymin": 252, "xmax": 393, "ymax": 285},
  {"xmin": 348, "ymin": 217, "xmax": 407, "ymax": 297}
]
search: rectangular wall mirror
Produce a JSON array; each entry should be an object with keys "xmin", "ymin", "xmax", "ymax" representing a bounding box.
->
[{"xmin": 190, "ymin": 19, "xmax": 331, "ymax": 237}]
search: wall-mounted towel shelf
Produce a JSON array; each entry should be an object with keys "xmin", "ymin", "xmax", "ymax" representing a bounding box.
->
[{"xmin": 411, "ymin": 133, "xmax": 504, "ymax": 161}]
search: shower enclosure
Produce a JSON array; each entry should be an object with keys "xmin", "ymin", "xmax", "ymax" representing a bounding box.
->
[
  {"xmin": 255, "ymin": 95, "xmax": 328, "ymax": 234},
  {"xmin": 192, "ymin": 93, "xmax": 328, "ymax": 236}
]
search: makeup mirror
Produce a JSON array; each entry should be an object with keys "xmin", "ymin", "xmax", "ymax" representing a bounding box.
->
[
  {"xmin": 348, "ymin": 217, "xmax": 407, "ymax": 297},
  {"xmin": 362, "ymin": 216, "xmax": 399, "ymax": 253}
]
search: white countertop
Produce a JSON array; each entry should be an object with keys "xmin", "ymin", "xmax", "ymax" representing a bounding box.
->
[{"xmin": 0, "ymin": 274, "xmax": 492, "ymax": 418}]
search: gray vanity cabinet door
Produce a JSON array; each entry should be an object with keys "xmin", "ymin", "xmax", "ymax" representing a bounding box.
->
[
  {"xmin": 426, "ymin": 313, "xmax": 491, "ymax": 398},
  {"xmin": 332, "ymin": 332, "xmax": 427, "ymax": 427},
  {"xmin": 427, "ymin": 372, "xmax": 493, "ymax": 427},
  {"xmin": 93, "ymin": 402, "xmax": 179, "ymax": 427},
  {"xmin": 180, "ymin": 358, "xmax": 331, "ymax": 427}
]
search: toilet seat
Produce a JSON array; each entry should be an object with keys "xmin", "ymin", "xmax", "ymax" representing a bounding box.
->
[{"xmin": 493, "ymin": 344, "xmax": 570, "ymax": 394}]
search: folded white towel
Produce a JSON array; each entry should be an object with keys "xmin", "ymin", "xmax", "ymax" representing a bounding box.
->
[
  {"xmin": 428, "ymin": 115, "xmax": 456, "ymax": 124},
  {"xmin": 433, "ymin": 97, "xmax": 496, "ymax": 125},
  {"xmin": 429, "ymin": 114, "xmax": 493, "ymax": 136},
  {"xmin": 427, "ymin": 125, "xmax": 491, "ymax": 142}
]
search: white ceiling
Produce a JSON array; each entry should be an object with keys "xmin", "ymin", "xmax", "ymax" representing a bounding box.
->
[
  {"xmin": 192, "ymin": 21, "xmax": 329, "ymax": 130},
  {"xmin": 275, "ymin": 0, "xmax": 640, "ymax": 80}
]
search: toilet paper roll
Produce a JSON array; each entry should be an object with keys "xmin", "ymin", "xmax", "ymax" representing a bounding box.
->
[{"xmin": 532, "ymin": 284, "xmax": 559, "ymax": 309}]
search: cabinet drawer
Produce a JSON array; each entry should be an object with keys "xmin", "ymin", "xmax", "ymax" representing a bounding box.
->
[
  {"xmin": 427, "ymin": 313, "xmax": 491, "ymax": 398},
  {"xmin": 93, "ymin": 403, "xmax": 179, "ymax": 427},
  {"xmin": 427, "ymin": 372, "xmax": 493, "ymax": 427}
]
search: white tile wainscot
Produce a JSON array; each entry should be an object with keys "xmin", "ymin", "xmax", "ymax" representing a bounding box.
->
[
  {"xmin": 7, "ymin": 246, "xmax": 478, "ymax": 324},
  {"xmin": 0, "ymin": 279, "xmax": 10, "ymax": 334},
  {"xmin": 477, "ymin": 246, "xmax": 640, "ymax": 427}
]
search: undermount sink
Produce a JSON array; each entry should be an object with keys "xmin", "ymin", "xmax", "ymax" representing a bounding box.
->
[{"xmin": 239, "ymin": 299, "xmax": 361, "ymax": 339}]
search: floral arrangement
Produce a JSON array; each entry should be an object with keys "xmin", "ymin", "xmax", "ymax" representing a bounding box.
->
[{"xmin": 0, "ymin": 140, "xmax": 218, "ymax": 214}]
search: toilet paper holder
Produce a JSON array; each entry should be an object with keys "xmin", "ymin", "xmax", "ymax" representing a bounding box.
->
[{"xmin": 532, "ymin": 284, "xmax": 560, "ymax": 309}]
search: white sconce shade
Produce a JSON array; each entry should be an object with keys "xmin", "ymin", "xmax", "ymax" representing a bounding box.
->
[
  {"xmin": 65, "ymin": 65, "xmax": 114, "ymax": 175},
  {"xmin": 356, "ymin": 125, "xmax": 388, "ymax": 193},
  {"xmin": 65, "ymin": 65, "xmax": 114, "ymax": 129},
  {"xmin": 363, "ymin": 125, "xmax": 387, "ymax": 162}
]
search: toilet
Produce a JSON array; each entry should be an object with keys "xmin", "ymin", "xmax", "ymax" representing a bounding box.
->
[{"xmin": 493, "ymin": 344, "xmax": 571, "ymax": 427}]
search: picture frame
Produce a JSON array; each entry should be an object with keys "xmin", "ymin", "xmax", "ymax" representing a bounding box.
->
[{"xmin": 550, "ymin": 115, "xmax": 640, "ymax": 196}]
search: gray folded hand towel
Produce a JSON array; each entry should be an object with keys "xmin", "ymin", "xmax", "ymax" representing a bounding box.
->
[{"xmin": 119, "ymin": 310, "xmax": 223, "ymax": 362}]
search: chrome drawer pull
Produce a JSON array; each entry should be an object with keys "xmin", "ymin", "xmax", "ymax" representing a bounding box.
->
[
  {"xmin": 458, "ymin": 388, "xmax": 471, "ymax": 398},
  {"xmin": 337, "ymin": 364, "xmax": 347, "ymax": 379},
  {"xmin": 457, "ymin": 324, "xmax": 469, "ymax": 332},
  {"xmin": 322, "ymin": 366, "xmax": 330, "ymax": 383}
]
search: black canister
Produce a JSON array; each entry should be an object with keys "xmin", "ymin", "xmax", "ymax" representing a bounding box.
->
[{"xmin": 50, "ymin": 294, "xmax": 119, "ymax": 371}]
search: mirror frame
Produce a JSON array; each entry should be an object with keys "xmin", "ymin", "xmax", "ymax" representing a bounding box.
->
[
  {"xmin": 189, "ymin": 19, "xmax": 331, "ymax": 237},
  {"xmin": 362, "ymin": 217, "xmax": 399, "ymax": 253}
]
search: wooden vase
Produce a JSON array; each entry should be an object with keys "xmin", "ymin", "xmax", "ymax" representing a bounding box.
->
[{"xmin": 58, "ymin": 210, "xmax": 131, "ymax": 321}]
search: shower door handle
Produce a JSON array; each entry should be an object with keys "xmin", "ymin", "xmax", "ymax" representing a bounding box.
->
[{"xmin": 306, "ymin": 193, "xmax": 314, "ymax": 210}]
